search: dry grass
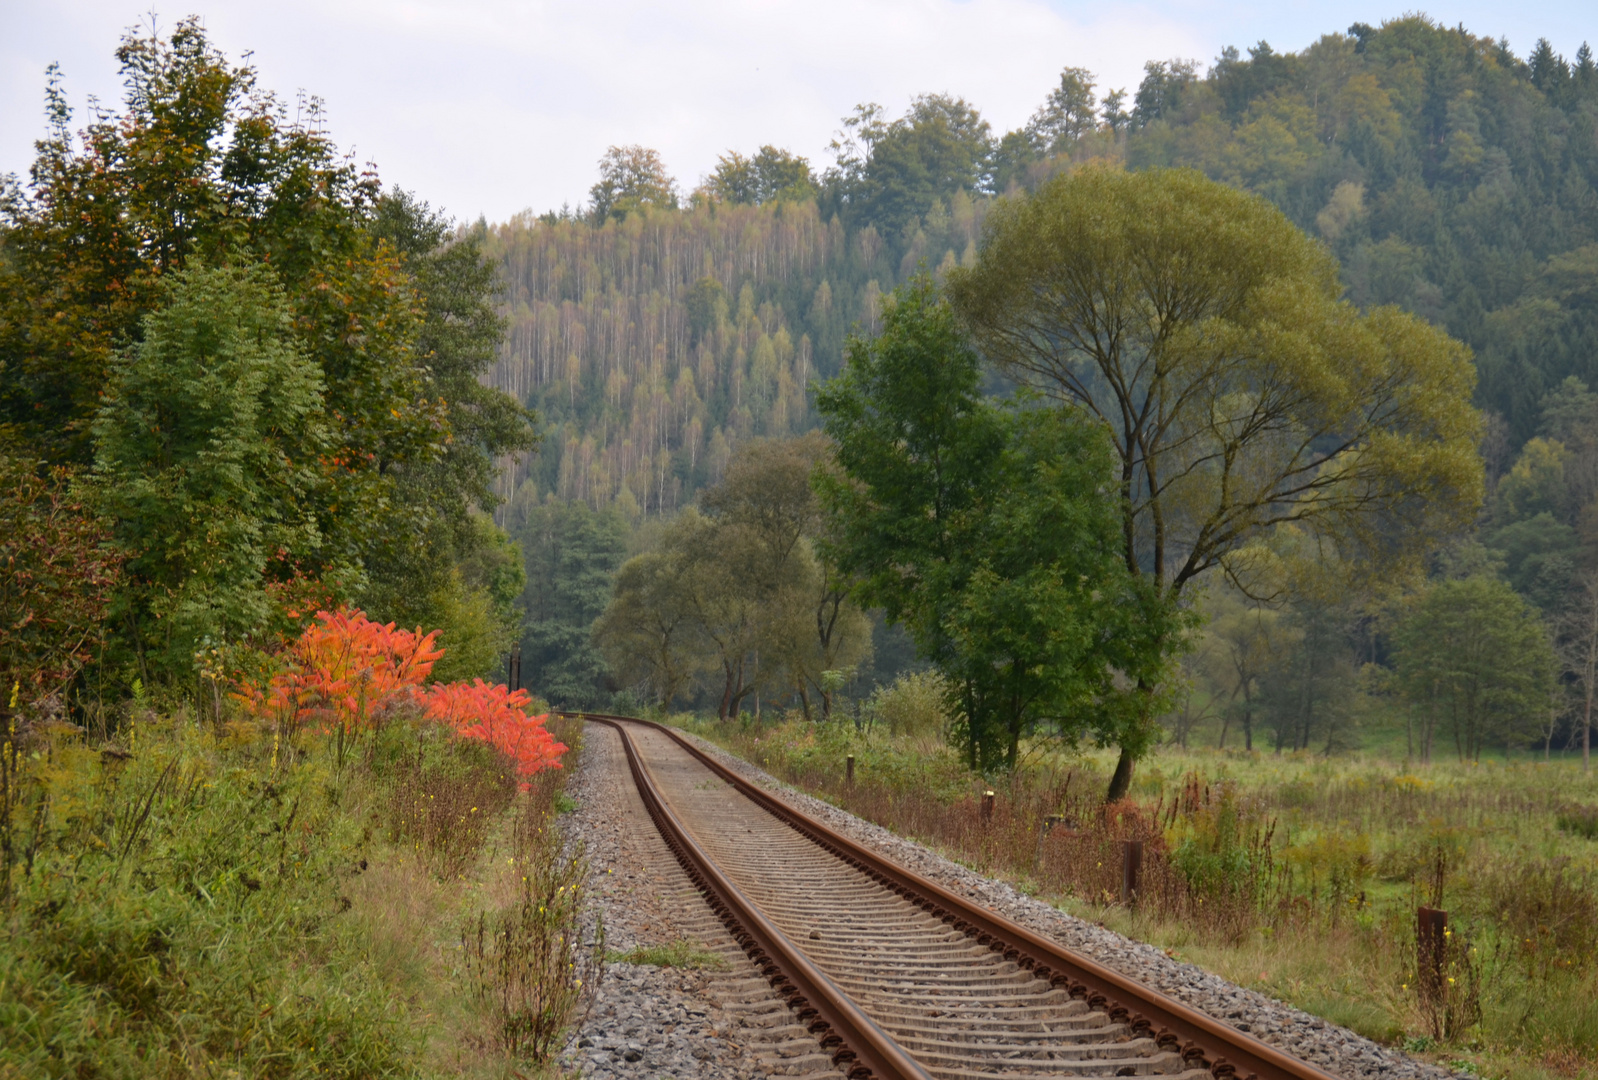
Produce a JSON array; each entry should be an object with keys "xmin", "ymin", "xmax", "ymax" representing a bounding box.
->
[{"xmin": 462, "ymin": 726, "xmax": 603, "ymax": 1063}]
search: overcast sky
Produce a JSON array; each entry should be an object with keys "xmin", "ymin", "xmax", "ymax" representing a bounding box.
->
[{"xmin": 4, "ymin": 2, "xmax": 1594, "ymax": 225}]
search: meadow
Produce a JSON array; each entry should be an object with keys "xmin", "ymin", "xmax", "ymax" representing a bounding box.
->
[{"xmin": 674, "ymin": 707, "xmax": 1598, "ymax": 1080}]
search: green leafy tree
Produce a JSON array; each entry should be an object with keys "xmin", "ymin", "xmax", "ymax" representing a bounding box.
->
[
  {"xmin": 1132, "ymin": 59, "xmax": 1199, "ymax": 127},
  {"xmin": 357, "ymin": 192, "xmax": 537, "ymax": 648},
  {"xmin": 817, "ymin": 279, "xmax": 1173, "ymax": 772},
  {"xmin": 1201, "ymin": 587, "xmax": 1293, "ymax": 751},
  {"xmin": 589, "ymin": 145, "xmax": 678, "ymax": 222},
  {"xmin": 0, "ymin": 19, "xmax": 378, "ymax": 466},
  {"xmin": 1026, "ymin": 67, "xmax": 1099, "ymax": 153},
  {"xmin": 1259, "ymin": 596, "xmax": 1360, "ymax": 754},
  {"xmin": 949, "ymin": 166, "xmax": 1482, "ymax": 798},
  {"xmin": 90, "ymin": 263, "xmax": 328, "ymax": 680},
  {"xmin": 700, "ymin": 434, "xmax": 872, "ymax": 721},
  {"xmin": 594, "ymin": 541, "xmax": 706, "ymax": 711},
  {"xmin": 828, "ymin": 96, "xmax": 994, "ymax": 236},
  {"xmin": 597, "ymin": 506, "xmax": 800, "ymax": 720},
  {"xmin": 428, "ymin": 515, "xmax": 527, "ymax": 683},
  {"xmin": 705, "ymin": 147, "xmax": 818, "ymax": 205},
  {"xmin": 1393, "ymin": 575, "xmax": 1558, "ymax": 762},
  {"xmin": 684, "ymin": 276, "xmax": 730, "ymax": 347},
  {"xmin": 1, "ymin": 21, "xmax": 532, "ymax": 689},
  {"xmin": 1559, "ymin": 570, "xmax": 1598, "ymax": 771}
]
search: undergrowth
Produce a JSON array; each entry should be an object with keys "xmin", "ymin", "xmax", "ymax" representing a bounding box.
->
[{"xmin": 0, "ymin": 705, "xmax": 593, "ymax": 1078}]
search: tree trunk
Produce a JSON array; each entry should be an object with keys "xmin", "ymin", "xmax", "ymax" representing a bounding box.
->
[
  {"xmin": 719, "ymin": 661, "xmax": 735, "ymax": 720},
  {"xmin": 1105, "ymin": 745, "xmax": 1135, "ymax": 802},
  {"xmin": 1586, "ymin": 690, "xmax": 1593, "ymax": 773}
]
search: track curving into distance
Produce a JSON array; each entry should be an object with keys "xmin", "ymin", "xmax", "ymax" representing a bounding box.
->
[{"xmin": 567, "ymin": 712, "xmax": 1345, "ymax": 1080}]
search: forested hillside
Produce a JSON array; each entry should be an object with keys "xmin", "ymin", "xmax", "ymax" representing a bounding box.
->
[
  {"xmin": 487, "ymin": 15, "xmax": 1598, "ymax": 516},
  {"xmin": 483, "ymin": 195, "xmax": 988, "ymax": 511},
  {"xmin": 1119, "ymin": 22, "xmax": 1598, "ymax": 451}
]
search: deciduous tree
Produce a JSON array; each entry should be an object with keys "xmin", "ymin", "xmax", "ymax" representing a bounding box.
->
[
  {"xmin": 817, "ymin": 278, "xmax": 1173, "ymax": 772},
  {"xmin": 1392, "ymin": 575, "xmax": 1558, "ymax": 762},
  {"xmin": 512, "ymin": 498, "xmax": 628, "ymax": 708},
  {"xmin": 589, "ymin": 145, "xmax": 678, "ymax": 222},
  {"xmin": 90, "ymin": 263, "xmax": 329, "ymax": 680},
  {"xmin": 949, "ymin": 166, "xmax": 1482, "ymax": 797},
  {"xmin": 705, "ymin": 147, "xmax": 817, "ymax": 205}
]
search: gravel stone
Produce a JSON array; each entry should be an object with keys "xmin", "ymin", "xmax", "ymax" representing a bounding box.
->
[
  {"xmin": 558, "ymin": 724, "xmax": 842, "ymax": 1080},
  {"xmin": 560, "ymin": 718, "xmax": 1468, "ymax": 1080}
]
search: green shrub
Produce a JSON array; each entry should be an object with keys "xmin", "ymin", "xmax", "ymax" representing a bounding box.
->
[
  {"xmin": 868, "ymin": 670, "xmax": 949, "ymax": 738},
  {"xmin": 1556, "ymin": 804, "xmax": 1598, "ymax": 840},
  {"xmin": 0, "ymin": 718, "xmax": 418, "ymax": 1078}
]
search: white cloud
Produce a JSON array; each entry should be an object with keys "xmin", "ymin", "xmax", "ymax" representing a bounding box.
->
[
  {"xmin": 3, "ymin": 1, "xmax": 1593, "ymax": 222},
  {"xmin": 2, "ymin": 0, "xmax": 1200, "ymax": 221}
]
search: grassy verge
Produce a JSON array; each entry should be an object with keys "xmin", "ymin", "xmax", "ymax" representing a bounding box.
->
[
  {"xmin": 0, "ymin": 706, "xmax": 593, "ymax": 1079},
  {"xmin": 674, "ymin": 712, "xmax": 1598, "ymax": 1080}
]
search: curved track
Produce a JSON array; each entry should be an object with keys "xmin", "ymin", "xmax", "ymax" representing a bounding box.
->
[{"xmin": 569, "ymin": 712, "xmax": 1344, "ymax": 1080}]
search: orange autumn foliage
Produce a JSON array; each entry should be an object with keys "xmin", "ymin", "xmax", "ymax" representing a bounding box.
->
[
  {"xmin": 421, "ymin": 680, "xmax": 567, "ymax": 786},
  {"xmin": 236, "ymin": 608, "xmax": 564, "ymax": 782},
  {"xmin": 236, "ymin": 608, "xmax": 442, "ymax": 731}
]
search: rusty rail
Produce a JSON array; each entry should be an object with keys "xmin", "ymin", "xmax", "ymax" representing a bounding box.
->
[
  {"xmin": 568, "ymin": 712, "xmax": 1345, "ymax": 1080},
  {"xmin": 586, "ymin": 714, "xmax": 931, "ymax": 1080}
]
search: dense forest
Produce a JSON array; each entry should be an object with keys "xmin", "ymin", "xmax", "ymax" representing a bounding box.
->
[
  {"xmin": 483, "ymin": 15, "xmax": 1598, "ymax": 753},
  {"xmin": 4, "ymin": 12, "xmax": 1595, "ymax": 751},
  {"xmin": 488, "ymin": 16, "xmax": 1598, "ymax": 514}
]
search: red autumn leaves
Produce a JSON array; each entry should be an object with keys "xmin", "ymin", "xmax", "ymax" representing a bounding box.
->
[
  {"xmin": 235, "ymin": 608, "xmax": 565, "ymax": 785},
  {"xmin": 421, "ymin": 680, "xmax": 566, "ymax": 780}
]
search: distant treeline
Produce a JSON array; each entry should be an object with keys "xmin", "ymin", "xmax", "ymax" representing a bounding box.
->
[{"xmin": 486, "ymin": 15, "xmax": 1598, "ymax": 515}]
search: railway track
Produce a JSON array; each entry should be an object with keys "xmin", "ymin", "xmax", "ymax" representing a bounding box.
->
[{"xmin": 567, "ymin": 712, "xmax": 1344, "ymax": 1080}]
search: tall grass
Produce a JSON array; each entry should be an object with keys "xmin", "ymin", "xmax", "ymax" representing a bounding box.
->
[
  {"xmin": 463, "ymin": 720, "xmax": 603, "ymax": 1061},
  {"xmin": 0, "ymin": 702, "xmax": 591, "ymax": 1078}
]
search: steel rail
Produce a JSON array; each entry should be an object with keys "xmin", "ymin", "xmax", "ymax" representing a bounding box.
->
[
  {"xmin": 567, "ymin": 711, "xmax": 1346, "ymax": 1080},
  {"xmin": 585, "ymin": 713, "xmax": 934, "ymax": 1080}
]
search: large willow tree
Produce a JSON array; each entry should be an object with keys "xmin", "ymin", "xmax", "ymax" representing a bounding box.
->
[{"xmin": 948, "ymin": 166, "xmax": 1483, "ymax": 800}]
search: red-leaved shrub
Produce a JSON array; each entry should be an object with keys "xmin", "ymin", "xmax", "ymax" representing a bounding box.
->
[
  {"xmin": 422, "ymin": 680, "xmax": 566, "ymax": 787},
  {"xmin": 237, "ymin": 608, "xmax": 564, "ymax": 783}
]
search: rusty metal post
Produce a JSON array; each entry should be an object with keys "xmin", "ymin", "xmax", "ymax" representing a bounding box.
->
[
  {"xmin": 1417, "ymin": 906, "xmax": 1448, "ymax": 1003},
  {"xmin": 982, "ymin": 790, "xmax": 996, "ymax": 822},
  {"xmin": 1120, "ymin": 839, "xmax": 1143, "ymax": 906},
  {"xmin": 508, "ymin": 641, "xmax": 522, "ymax": 693},
  {"xmin": 846, "ymin": 754, "xmax": 855, "ymax": 785}
]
